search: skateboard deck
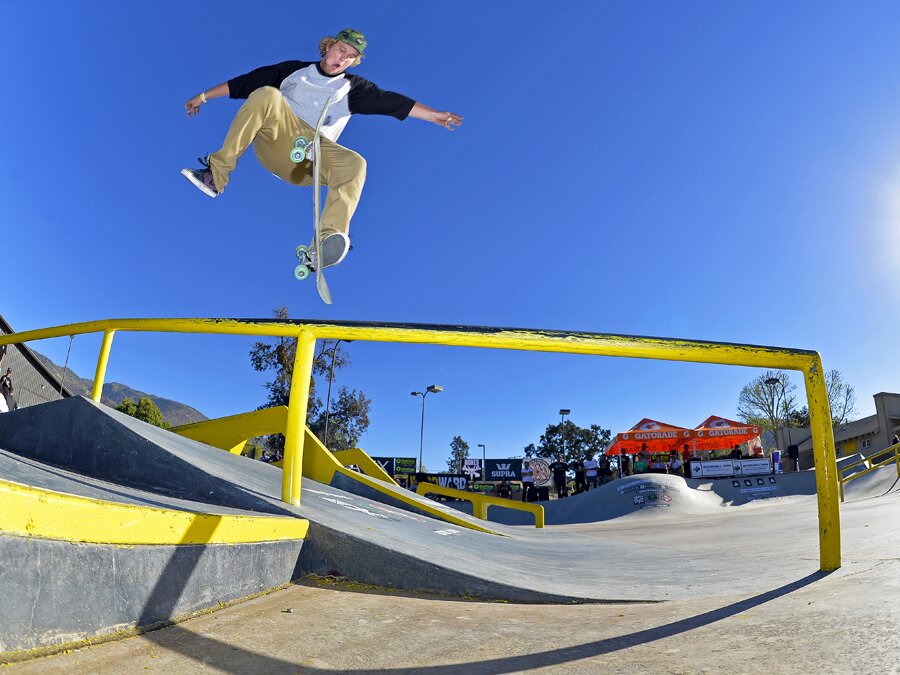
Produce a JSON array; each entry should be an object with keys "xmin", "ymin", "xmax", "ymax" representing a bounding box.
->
[{"xmin": 293, "ymin": 97, "xmax": 333, "ymax": 304}]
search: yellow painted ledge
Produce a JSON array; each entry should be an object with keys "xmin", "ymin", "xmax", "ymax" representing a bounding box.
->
[{"xmin": 0, "ymin": 479, "xmax": 308, "ymax": 546}]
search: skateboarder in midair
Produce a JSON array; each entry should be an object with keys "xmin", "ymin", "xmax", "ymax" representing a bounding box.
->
[{"xmin": 182, "ymin": 28, "xmax": 463, "ymax": 269}]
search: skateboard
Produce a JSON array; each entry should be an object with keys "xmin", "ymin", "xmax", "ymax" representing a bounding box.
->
[{"xmin": 292, "ymin": 97, "xmax": 334, "ymax": 305}]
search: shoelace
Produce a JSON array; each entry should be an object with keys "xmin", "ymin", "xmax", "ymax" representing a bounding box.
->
[{"xmin": 197, "ymin": 156, "xmax": 211, "ymax": 170}]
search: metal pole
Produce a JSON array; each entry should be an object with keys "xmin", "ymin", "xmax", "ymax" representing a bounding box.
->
[
  {"xmin": 91, "ymin": 330, "xmax": 116, "ymax": 402},
  {"xmin": 282, "ymin": 329, "xmax": 317, "ymax": 506},
  {"xmin": 323, "ymin": 340, "xmax": 341, "ymax": 448},
  {"xmin": 418, "ymin": 393, "xmax": 427, "ymax": 471}
]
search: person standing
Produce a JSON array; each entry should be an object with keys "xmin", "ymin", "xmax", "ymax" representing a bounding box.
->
[
  {"xmin": 1, "ymin": 368, "xmax": 17, "ymax": 411},
  {"xmin": 667, "ymin": 451, "xmax": 684, "ymax": 477},
  {"xmin": 521, "ymin": 461, "xmax": 534, "ymax": 502},
  {"xmin": 573, "ymin": 461, "xmax": 587, "ymax": 494},
  {"xmin": 181, "ymin": 28, "xmax": 463, "ymax": 270},
  {"xmin": 583, "ymin": 455, "xmax": 599, "ymax": 490},
  {"xmin": 549, "ymin": 457, "xmax": 569, "ymax": 499}
]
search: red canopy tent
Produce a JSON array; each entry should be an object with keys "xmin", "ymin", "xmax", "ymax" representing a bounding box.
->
[
  {"xmin": 689, "ymin": 415, "xmax": 761, "ymax": 452},
  {"xmin": 605, "ymin": 418, "xmax": 694, "ymax": 457}
]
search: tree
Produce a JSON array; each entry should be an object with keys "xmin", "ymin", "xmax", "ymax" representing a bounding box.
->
[
  {"xmin": 826, "ymin": 369, "xmax": 857, "ymax": 427},
  {"xmin": 524, "ymin": 421, "xmax": 612, "ymax": 465},
  {"xmin": 737, "ymin": 371, "xmax": 796, "ymax": 447},
  {"xmin": 738, "ymin": 370, "xmax": 857, "ymax": 445},
  {"xmin": 249, "ymin": 307, "xmax": 366, "ymax": 457},
  {"xmin": 116, "ymin": 396, "xmax": 170, "ymax": 429},
  {"xmin": 308, "ymin": 386, "xmax": 372, "ymax": 451},
  {"xmin": 446, "ymin": 436, "xmax": 470, "ymax": 473}
]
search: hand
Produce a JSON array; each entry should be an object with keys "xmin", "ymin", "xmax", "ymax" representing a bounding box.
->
[
  {"xmin": 185, "ymin": 95, "xmax": 204, "ymax": 118},
  {"xmin": 433, "ymin": 111, "xmax": 463, "ymax": 131}
]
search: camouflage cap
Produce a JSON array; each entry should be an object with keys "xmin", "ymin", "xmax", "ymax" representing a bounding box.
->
[{"xmin": 335, "ymin": 28, "xmax": 366, "ymax": 56}]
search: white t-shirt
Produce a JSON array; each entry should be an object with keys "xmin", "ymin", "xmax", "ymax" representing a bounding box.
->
[
  {"xmin": 521, "ymin": 467, "xmax": 534, "ymax": 484},
  {"xmin": 583, "ymin": 459, "xmax": 599, "ymax": 477}
]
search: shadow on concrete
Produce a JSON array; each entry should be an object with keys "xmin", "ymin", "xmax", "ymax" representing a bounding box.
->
[{"xmin": 130, "ymin": 571, "xmax": 828, "ymax": 674}]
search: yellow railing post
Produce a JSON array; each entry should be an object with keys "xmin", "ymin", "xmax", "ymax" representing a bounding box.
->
[
  {"xmin": 281, "ymin": 329, "xmax": 316, "ymax": 506},
  {"xmin": 91, "ymin": 330, "xmax": 116, "ymax": 402},
  {"xmin": 804, "ymin": 354, "xmax": 841, "ymax": 571}
]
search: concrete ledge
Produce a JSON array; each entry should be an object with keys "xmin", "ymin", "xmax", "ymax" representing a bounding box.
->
[
  {"xmin": 0, "ymin": 533, "xmax": 304, "ymax": 655},
  {"xmin": 0, "ymin": 478, "xmax": 308, "ymax": 545}
]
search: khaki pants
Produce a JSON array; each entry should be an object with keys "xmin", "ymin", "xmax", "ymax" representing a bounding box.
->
[{"xmin": 208, "ymin": 86, "xmax": 366, "ymax": 238}]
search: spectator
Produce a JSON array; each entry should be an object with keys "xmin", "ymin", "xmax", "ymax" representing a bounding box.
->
[
  {"xmin": 496, "ymin": 478, "xmax": 512, "ymax": 499},
  {"xmin": 1, "ymin": 368, "xmax": 17, "ymax": 411},
  {"xmin": 730, "ymin": 444, "xmax": 742, "ymax": 460},
  {"xmin": 521, "ymin": 461, "xmax": 534, "ymax": 502},
  {"xmin": 681, "ymin": 443, "xmax": 693, "ymax": 477},
  {"xmin": 633, "ymin": 454, "xmax": 649, "ymax": 474},
  {"xmin": 573, "ymin": 461, "xmax": 587, "ymax": 494},
  {"xmin": 650, "ymin": 455, "xmax": 667, "ymax": 473},
  {"xmin": 583, "ymin": 454, "xmax": 599, "ymax": 490},
  {"xmin": 598, "ymin": 457, "xmax": 613, "ymax": 484},
  {"xmin": 549, "ymin": 457, "xmax": 569, "ymax": 498},
  {"xmin": 667, "ymin": 451, "xmax": 684, "ymax": 477},
  {"xmin": 787, "ymin": 445, "xmax": 800, "ymax": 472}
]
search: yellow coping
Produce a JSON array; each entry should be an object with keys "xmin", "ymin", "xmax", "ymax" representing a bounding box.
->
[
  {"xmin": 0, "ymin": 318, "xmax": 839, "ymax": 569},
  {"xmin": 0, "ymin": 479, "xmax": 308, "ymax": 546},
  {"xmin": 838, "ymin": 444, "xmax": 900, "ymax": 502},
  {"xmin": 332, "ymin": 448, "xmax": 398, "ymax": 485},
  {"xmin": 173, "ymin": 407, "xmax": 289, "ymax": 455},
  {"xmin": 416, "ymin": 482, "xmax": 545, "ymax": 528}
]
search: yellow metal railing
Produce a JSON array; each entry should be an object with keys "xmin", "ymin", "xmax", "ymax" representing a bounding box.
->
[
  {"xmin": 416, "ymin": 482, "xmax": 545, "ymax": 528},
  {"xmin": 838, "ymin": 443, "xmax": 900, "ymax": 502},
  {"xmin": 0, "ymin": 317, "xmax": 841, "ymax": 570}
]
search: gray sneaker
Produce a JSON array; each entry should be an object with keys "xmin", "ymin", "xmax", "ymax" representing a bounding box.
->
[
  {"xmin": 181, "ymin": 156, "xmax": 219, "ymax": 198},
  {"xmin": 310, "ymin": 232, "xmax": 351, "ymax": 270}
]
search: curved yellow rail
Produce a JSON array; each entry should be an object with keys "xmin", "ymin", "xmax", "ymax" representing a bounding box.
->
[{"xmin": 0, "ymin": 318, "xmax": 839, "ymax": 569}]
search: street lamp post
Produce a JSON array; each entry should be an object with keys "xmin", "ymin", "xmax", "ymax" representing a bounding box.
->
[
  {"xmin": 559, "ymin": 408, "xmax": 571, "ymax": 458},
  {"xmin": 477, "ymin": 443, "xmax": 486, "ymax": 481},
  {"xmin": 411, "ymin": 385, "xmax": 443, "ymax": 471},
  {"xmin": 323, "ymin": 339, "xmax": 349, "ymax": 448}
]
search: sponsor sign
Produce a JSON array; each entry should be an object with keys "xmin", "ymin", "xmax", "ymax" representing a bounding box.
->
[
  {"xmin": 419, "ymin": 473, "xmax": 468, "ymax": 491},
  {"xmin": 371, "ymin": 457, "xmax": 394, "ymax": 475},
  {"xmin": 698, "ymin": 460, "xmax": 736, "ymax": 478},
  {"xmin": 526, "ymin": 458, "xmax": 552, "ymax": 486},
  {"xmin": 394, "ymin": 458, "xmax": 417, "ymax": 475},
  {"xmin": 484, "ymin": 458, "xmax": 523, "ymax": 481},
  {"xmin": 737, "ymin": 458, "xmax": 772, "ymax": 476},
  {"xmin": 462, "ymin": 458, "xmax": 483, "ymax": 481},
  {"xmin": 371, "ymin": 457, "xmax": 417, "ymax": 476}
]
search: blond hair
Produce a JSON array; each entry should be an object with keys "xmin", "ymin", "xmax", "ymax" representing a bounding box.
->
[{"xmin": 319, "ymin": 37, "xmax": 363, "ymax": 66}]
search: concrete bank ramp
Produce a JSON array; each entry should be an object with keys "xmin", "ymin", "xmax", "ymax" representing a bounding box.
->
[
  {"xmin": 0, "ymin": 398, "xmax": 829, "ymax": 604},
  {"xmin": 449, "ymin": 472, "xmax": 821, "ymax": 526}
]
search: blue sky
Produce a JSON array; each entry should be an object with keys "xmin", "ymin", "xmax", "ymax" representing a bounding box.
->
[{"xmin": 3, "ymin": 1, "xmax": 900, "ymax": 469}]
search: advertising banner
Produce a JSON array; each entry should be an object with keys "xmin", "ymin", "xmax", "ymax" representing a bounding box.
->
[
  {"xmin": 371, "ymin": 457, "xmax": 394, "ymax": 475},
  {"xmin": 462, "ymin": 458, "xmax": 483, "ymax": 481},
  {"xmin": 370, "ymin": 457, "xmax": 418, "ymax": 476},
  {"xmin": 419, "ymin": 473, "xmax": 468, "ymax": 491},
  {"xmin": 699, "ymin": 460, "xmax": 736, "ymax": 477},
  {"xmin": 484, "ymin": 458, "xmax": 523, "ymax": 481},
  {"xmin": 737, "ymin": 458, "xmax": 772, "ymax": 476},
  {"xmin": 393, "ymin": 458, "xmax": 417, "ymax": 475}
]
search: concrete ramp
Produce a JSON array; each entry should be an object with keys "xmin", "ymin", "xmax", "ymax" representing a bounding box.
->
[{"xmin": 449, "ymin": 472, "xmax": 820, "ymax": 526}]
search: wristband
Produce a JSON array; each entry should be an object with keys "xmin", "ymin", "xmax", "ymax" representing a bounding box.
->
[{"xmin": 200, "ymin": 92, "xmax": 207, "ymax": 104}]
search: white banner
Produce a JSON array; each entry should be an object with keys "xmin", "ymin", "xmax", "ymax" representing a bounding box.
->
[{"xmin": 738, "ymin": 458, "xmax": 772, "ymax": 476}]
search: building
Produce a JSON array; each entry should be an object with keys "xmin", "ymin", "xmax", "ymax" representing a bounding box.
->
[
  {"xmin": 773, "ymin": 392, "xmax": 900, "ymax": 470},
  {"xmin": 0, "ymin": 314, "xmax": 73, "ymax": 408}
]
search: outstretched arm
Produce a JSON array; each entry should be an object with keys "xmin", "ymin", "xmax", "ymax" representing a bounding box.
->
[
  {"xmin": 184, "ymin": 82, "xmax": 231, "ymax": 118},
  {"xmin": 408, "ymin": 102, "xmax": 463, "ymax": 131}
]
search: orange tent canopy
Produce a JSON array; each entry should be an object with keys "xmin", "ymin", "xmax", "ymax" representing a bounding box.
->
[
  {"xmin": 690, "ymin": 415, "xmax": 761, "ymax": 452},
  {"xmin": 605, "ymin": 418, "xmax": 694, "ymax": 456}
]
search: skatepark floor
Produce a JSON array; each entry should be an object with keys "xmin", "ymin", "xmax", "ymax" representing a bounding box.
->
[{"xmin": 11, "ymin": 470, "xmax": 900, "ymax": 674}]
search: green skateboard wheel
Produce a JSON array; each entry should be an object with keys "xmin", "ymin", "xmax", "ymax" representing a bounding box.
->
[
  {"xmin": 296, "ymin": 244, "xmax": 309, "ymax": 259},
  {"xmin": 294, "ymin": 137, "xmax": 308, "ymax": 148},
  {"xmin": 290, "ymin": 147, "xmax": 306, "ymax": 163},
  {"xmin": 294, "ymin": 264, "xmax": 310, "ymax": 280}
]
